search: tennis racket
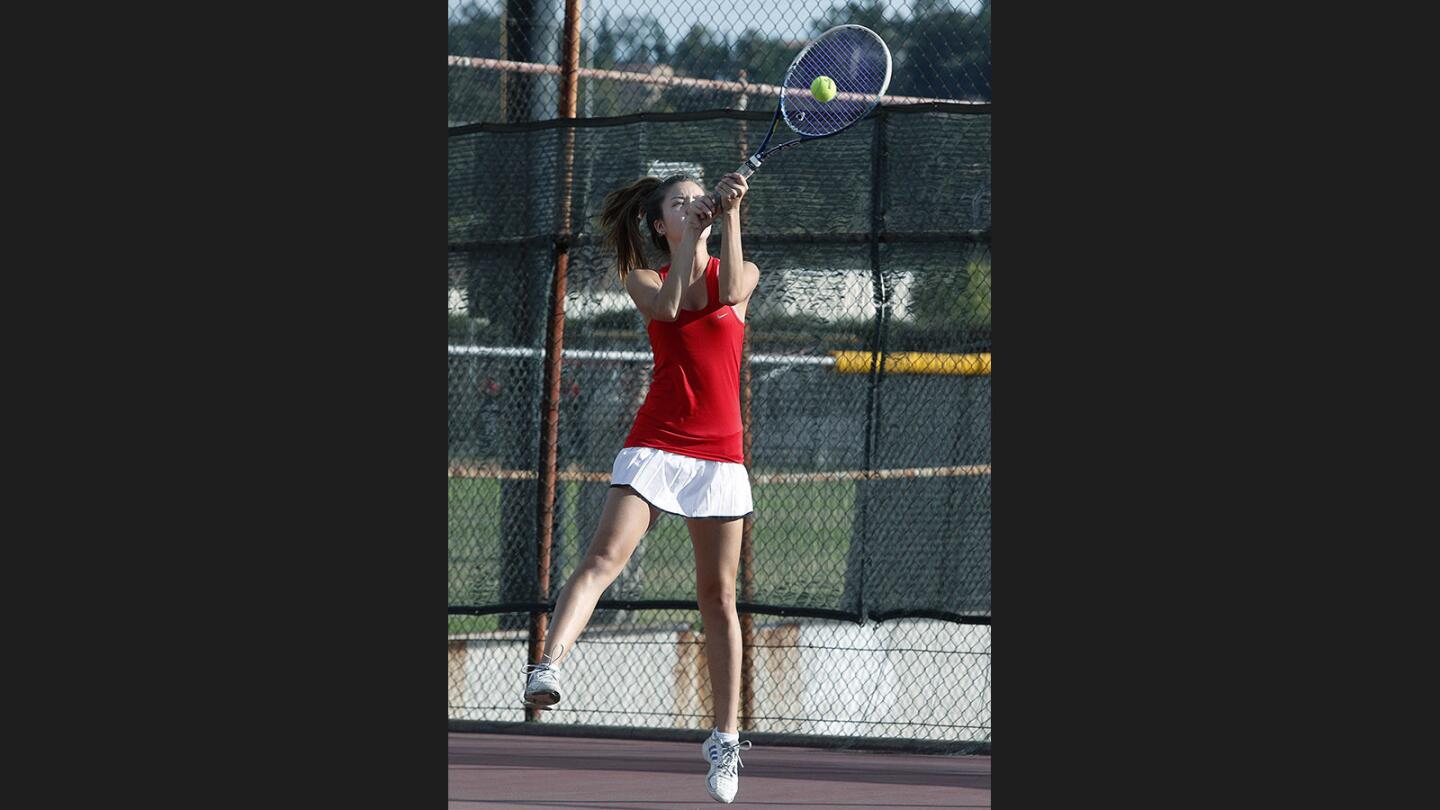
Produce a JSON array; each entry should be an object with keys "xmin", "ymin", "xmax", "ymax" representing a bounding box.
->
[{"xmin": 706, "ymin": 24, "xmax": 892, "ymax": 208}]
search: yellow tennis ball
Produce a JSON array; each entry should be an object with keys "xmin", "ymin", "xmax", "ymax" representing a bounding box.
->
[{"xmin": 811, "ymin": 75, "xmax": 837, "ymax": 102}]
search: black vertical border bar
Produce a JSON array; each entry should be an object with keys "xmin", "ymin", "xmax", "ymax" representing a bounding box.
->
[{"xmin": 859, "ymin": 110, "xmax": 891, "ymax": 624}]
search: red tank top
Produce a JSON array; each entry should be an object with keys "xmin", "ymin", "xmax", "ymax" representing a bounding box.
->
[{"xmin": 623, "ymin": 256, "xmax": 747, "ymax": 463}]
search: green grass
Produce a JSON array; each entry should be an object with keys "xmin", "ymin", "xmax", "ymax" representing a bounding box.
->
[
  {"xmin": 449, "ymin": 475, "xmax": 856, "ymax": 629},
  {"xmin": 448, "ymin": 613, "xmax": 501, "ymax": 635}
]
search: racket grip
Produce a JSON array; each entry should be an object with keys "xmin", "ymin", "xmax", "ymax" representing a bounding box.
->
[
  {"xmin": 734, "ymin": 155, "xmax": 761, "ymax": 179},
  {"xmin": 707, "ymin": 160, "xmax": 761, "ymax": 208}
]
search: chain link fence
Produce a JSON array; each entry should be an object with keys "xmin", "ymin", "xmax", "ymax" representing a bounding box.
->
[
  {"xmin": 449, "ymin": 105, "xmax": 990, "ymax": 745},
  {"xmin": 449, "ymin": 610, "xmax": 990, "ymax": 742},
  {"xmin": 449, "ymin": 0, "xmax": 989, "ymax": 750},
  {"xmin": 449, "ymin": 0, "xmax": 991, "ymax": 124}
]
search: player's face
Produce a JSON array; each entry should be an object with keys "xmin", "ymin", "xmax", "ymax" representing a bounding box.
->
[{"xmin": 655, "ymin": 181, "xmax": 711, "ymax": 243}]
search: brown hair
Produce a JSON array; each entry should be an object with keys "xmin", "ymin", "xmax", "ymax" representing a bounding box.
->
[{"xmin": 596, "ymin": 173, "xmax": 697, "ymax": 281}]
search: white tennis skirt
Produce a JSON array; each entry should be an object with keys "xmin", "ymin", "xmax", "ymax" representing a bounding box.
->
[{"xmin": 610, "ymin": 446, "xmax": 754, "ymax": 520}]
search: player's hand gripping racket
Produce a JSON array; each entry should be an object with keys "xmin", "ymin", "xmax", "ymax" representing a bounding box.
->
[{"xmin": 706, "ymin": 24, "xmax": 892, "ymax": 210}]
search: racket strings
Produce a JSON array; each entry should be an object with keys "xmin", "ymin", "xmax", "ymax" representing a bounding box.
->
[{"xmin": 782, "ymin": 28, "xmax": 889, "ymax": 137}]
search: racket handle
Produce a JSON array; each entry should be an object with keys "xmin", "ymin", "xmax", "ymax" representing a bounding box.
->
[{"xmin": 707, "ymin": 159, "xmax": 761, "ymax": 209}]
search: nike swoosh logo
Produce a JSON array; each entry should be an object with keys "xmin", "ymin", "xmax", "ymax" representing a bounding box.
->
[{"xmin": 717, "ymin": 312, "xmax": 728, "ymax": 318}]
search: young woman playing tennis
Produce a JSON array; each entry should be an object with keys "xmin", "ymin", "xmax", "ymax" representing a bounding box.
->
[{"xmin": 521, "ymin": 171, "xmax": 759, "ymax": 804}]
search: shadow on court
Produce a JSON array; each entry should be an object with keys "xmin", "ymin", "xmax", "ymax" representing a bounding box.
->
[{"xmin": 450, "ymin": 732, "xmax": 991, "ymax": 809}]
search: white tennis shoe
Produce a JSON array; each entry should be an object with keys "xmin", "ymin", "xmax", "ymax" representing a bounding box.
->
[
  {"xmin": 521, "ymin": 663, "xmax": 561, "ymax": 709},
  {"xmin": 520, "ymin": 642, "xmax": 568, "ymax": 709},
  {"xmin": 703, "ymin": 735, "xmax": 752, "ymax": 803}
]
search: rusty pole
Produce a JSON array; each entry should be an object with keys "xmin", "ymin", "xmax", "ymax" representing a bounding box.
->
[{"xmin": 529, "ymin": 0, "xmax": 583, "ymax": 722}]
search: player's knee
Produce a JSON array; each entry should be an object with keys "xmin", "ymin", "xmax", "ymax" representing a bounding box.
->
[
  {"xmin": 581, "ymin": 547, "xmax": 627, "ymax": 580},
  {"xmin": 696, "ymin": 583, "xmax": 736, "ymax": 614}
]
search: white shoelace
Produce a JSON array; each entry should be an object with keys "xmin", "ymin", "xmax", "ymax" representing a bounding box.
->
[
  {"xmin": 525, "ymin": 641, "xmax": 568, "ymax": 675},
  {"xmin": 715, "ymin": 739, "xmax": 752, "ymax": 777}
]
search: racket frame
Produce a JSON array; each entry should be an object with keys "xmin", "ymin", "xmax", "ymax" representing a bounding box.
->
[{"xmin": 706, "ymin": 24, "xmax": 893, "ymax": 209}]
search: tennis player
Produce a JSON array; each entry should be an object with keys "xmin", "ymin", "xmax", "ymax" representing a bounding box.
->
[{"xmin": 522, "ymin": 171, "xmax": 758, "ymax": 803}]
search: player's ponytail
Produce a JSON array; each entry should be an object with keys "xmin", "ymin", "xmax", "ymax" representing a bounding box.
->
[{"xmin": 598, "ymin": 173, "xmax": 697, "ymax": 281}]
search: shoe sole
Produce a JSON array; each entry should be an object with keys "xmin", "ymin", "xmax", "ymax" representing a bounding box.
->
[{"xmin": 522, "ymin": 689, "xmax": 560, "ymax": 708}]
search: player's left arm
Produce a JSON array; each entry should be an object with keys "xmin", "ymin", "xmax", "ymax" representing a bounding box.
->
[{"xmin": 716, "ymin": 172, "xmax": 760, "ymax": 306}]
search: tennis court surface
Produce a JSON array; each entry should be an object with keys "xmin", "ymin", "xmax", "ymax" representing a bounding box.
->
[{"xmin": 450, "ymin": 731, "xmax": 991, "ymax": 808}]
